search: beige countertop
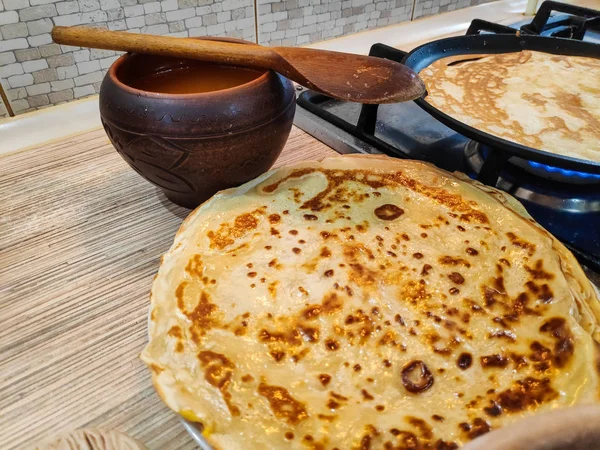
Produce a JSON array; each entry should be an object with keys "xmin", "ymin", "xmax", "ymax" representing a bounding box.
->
[{"xmin": 0, "ymin": 126, "xmax": 336, "ymax": 449}]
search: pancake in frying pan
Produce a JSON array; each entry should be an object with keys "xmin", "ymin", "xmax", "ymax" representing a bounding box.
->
[
  {"xmin": 420, "ymin": 50, "xmax": 600, "ymax": 162},
  {"xmin": 142, "ymin": 155, "xmax": 600, "ymax": 449}
]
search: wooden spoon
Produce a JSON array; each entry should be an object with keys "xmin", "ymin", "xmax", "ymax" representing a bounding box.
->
[{"xmin": 52, "ymin": 26, "xmax": 425, "ymax": 104}]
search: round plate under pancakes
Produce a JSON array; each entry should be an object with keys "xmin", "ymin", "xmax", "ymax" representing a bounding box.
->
[{"xmin": 142, "ymin": 155, "xmax": 600, "ymax": 450}]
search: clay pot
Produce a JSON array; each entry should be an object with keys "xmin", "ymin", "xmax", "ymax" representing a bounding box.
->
[{"xmin": 99, "ymin": 39, "xmax": 296, "ymax": 209}]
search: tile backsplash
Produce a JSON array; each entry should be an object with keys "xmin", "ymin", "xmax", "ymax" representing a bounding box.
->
[
  {"xmin": 0, "ymin": 0, "xmax": 493, "ymax": 117},
  {"xmin": 257, "ymin": 0, "xmax": 414, "ymax": 47}
]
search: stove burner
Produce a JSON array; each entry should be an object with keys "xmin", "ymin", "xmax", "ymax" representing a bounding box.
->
[
  {"xmin": 472, "ymin": 145, "xmax": 600, "ymax": 185},
  {"xmin": 464, "ymin": 141, "xmax": 600, "ymax": 213},
  {"xmin": 520, "ymin": 160, "xmax": 600, "ymax": 183}
]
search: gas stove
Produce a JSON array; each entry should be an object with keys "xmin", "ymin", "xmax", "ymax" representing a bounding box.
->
[{"xmin": 294, "ymin": 1, "xmax": 600, "ymax": 277}]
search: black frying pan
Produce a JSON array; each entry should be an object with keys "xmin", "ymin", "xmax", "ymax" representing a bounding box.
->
[{"xmin": 399, "ymin": 34, "xmax": 600, "ymax": 178}]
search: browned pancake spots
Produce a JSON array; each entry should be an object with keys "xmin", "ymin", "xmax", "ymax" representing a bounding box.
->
[
  {"xmin": 413, "ymin": 252, "xmax": 424, "ymax": 259},
  {"xmin": 291, "ymin": 348, "xmax": 310, "ymax": 363},
  {"xmin": 529, "ymin": 341, "xmax": 552, "ymax": 371},
  {"xmin": 241, "ymin": 374, "xmax": 253, "ymax": 382},
  {"xmin": 150, "ymin": 363, "xmax": 164, "ymax": 374},
  {"xmin": 375, "ymin": 405, "xmax": 385, "ymax": 411},
  {"xmin": 344, "ymin": 243, "xmax": 375, "ymax": 261},
  {"xmin": 480, "ymin": 354, "xmax": 509, "ymax": 369},
  {"xmin": 482, "ymin": 286, "xmax": 505, "ymax": 309},
  {"xmin": 268, "ymin": 214, "xmax": 281, "ymax": 224},
  {"xmin": 354, "ymin": 364, "xmax": 362, "ymax": 372},
  {"xmin": 506, "ymin": 232, "xmax": 536, "ymax": 256},
  {"xmin": 331, "ymin": 392, "xmax": 348, "ymax": 401},
  {"xmin": 348, "ymin": 262, "xmax": 378, "ymax": 287},
  {"xmin": 175, "ymin": 282, "xmax": 219, "ymax": 343},
  {"xmin": 319, "ymin": 247, "xmax": 332, "ymax": 258},
  {"xmin": 285, "ymin": 432, "xmax": 294, "ymax": 440},
  {"xmin": 449, "ymin": 288, "xmax": 460, "ymax": 295},
  {"xmin": 198, "ymin": 351, "xmax": 240, "ymax": 416},
  {"xmin": 302, "ymin": 293, "xmax": 343, "ymax": 321},
  {"xmin": 327, "ymin": 400, "xmax": 341, "ymax": 409},
  {"xmin": 488, "ymin": 330, "xmax": 516, "ymax": 341},
  {"xmin": 439, "ymin": 256, "xmax": 471, "ymax": 267},
  {"xmin": 539, "ymin": 317, "xmax": 574, "ymax": 368},
  {"xmin": 457, "ymin": 353, "xmax": 472, "ymax": 370},
  {"xmin": 207, "ymin": 208, "xmax": 264, "ymax": 250},
  {"xmin": 401, "ymin": 280, "xmax": 431, "ymax": 304},
  {"xmin": 268, "ymin": 281, "xmax": 278, "ymax": 298},
  {"xmin": 319, "ymin": 374, "xmax": 331, "ymax": 387},
  {"xmin": 395, "ymin": 314, "xmax": 406, "ymax": 326},
  {"xmin": 421, "ymin": 264, "xmax": 433, "ymax": 276},
  {"xmin": 522, "ymin": 92, "xmax": 547, "ymax": 107},
  {"xmin": 466, "ymin": 247, "xmax": 478, "ymax": 256},
  {"xmin": 488, "ymin": 377, "xmax": 558, "ymax": 417},
  {"xmin": 292, "ymin": 247, "xmax": 301, "ymax": 254},
  {"xmin": 356, "ymin": 425, "xmax": 379, "ymax": 450},
  {"xmin": 512, "ymin": 292, "xmax": 539, "ymax": 317},
  {"xmin": 270, "ymin": 227, "xmax": 280, "ymax": 236},
  {"xmin": 448, "ymin": 272, "xmax": 465, "ymax": 284},
  {"xmin": 168, "ymin": 325, "xmax": 183, "ymax": 338},
  {"xmin": 401, "ymin": 360, "xmax": 434, "ymax": 394},
  {"xmin": 185, "ymin": 254, "xmax": 204, "ymax": 278},
  {"xmin": 361, "ymin": 389, "xmax": 374, "ymax": 401},
  {"xmin": 299, "ymin": 325, "xmax": 319, "ymax": 343},
  {"xmin": 326, "ymin": 338, "xmax": 340, "ymax": 351},
  {"xmin": 259, "ymin": 328, "xmax": 302, "ymax": 346},
  {"xmin": 525, "ymin": 260, "xmax": 555, "ymax": 280},
  {"xmin": 270, "ymin": 350, "xmax": 285, "ymax": 361},
  {"xmin": 375, "ymin": 204, "xmax": 405, "ymax": 220},
  {"xmin": 247, "ymin": 271, "xmax": 257, "ymax": 278},
  {"xmin": 432, "ymin": 415, "xmax": 444, "ymax": 422},
  {"xmin": 268, "ymin": 258, "xmax": 282, "ymax": 270},
  {"xmin": 258, "ymin": 383, "xmax": 308, "ymax": 425},
  {"xmin": 324, "ymin": 269, "xmax": 334, "ymax": 277},
  {"xmin": 378, "ymin": 331, "xmax": 399, "ymax": 347},
  {"xmin": 304, "ymin": 214, "xmax": 318, "ymax": 221},
  {"xmin": 261, "ymin": 168, "xmax": 488, "ymax": 223},
  {"xmin": 460, "ymin": 418, "xmax": 491, "ymax": 440},
  {"xmin": 318, "ymin": 414, "xmax": 337, "ymax": 422},
  {"xmin": 406, "ymin": 417, "xmax": 433, "ymax": 440},
  {"xmin": 526, "ymin": 281, "xmax": 554, "ymax": 303}
]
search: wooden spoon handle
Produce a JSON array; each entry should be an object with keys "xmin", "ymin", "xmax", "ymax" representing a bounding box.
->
[{"xmin": 52, "ymin": 26, "xmax": 279, "ymax": 69}]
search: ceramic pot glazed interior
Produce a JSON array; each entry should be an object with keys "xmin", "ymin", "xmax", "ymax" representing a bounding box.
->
[{"xmin": 114, "ymin": 54, "xmax": 267, "ymax": 95}]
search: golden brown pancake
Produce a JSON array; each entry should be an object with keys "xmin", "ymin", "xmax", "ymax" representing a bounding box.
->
[
  {"xmin": 141, "ymin": 155, "xmax": 600, "ymax": 449},
  {"xmin": 420, "ymin": 50, "xmax": 600, "ymax": 162}
]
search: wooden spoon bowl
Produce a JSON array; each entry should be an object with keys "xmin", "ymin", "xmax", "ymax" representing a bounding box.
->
[{"xmin": 99, "ymin": 39, "xmax": 296, "ymax": 209}]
